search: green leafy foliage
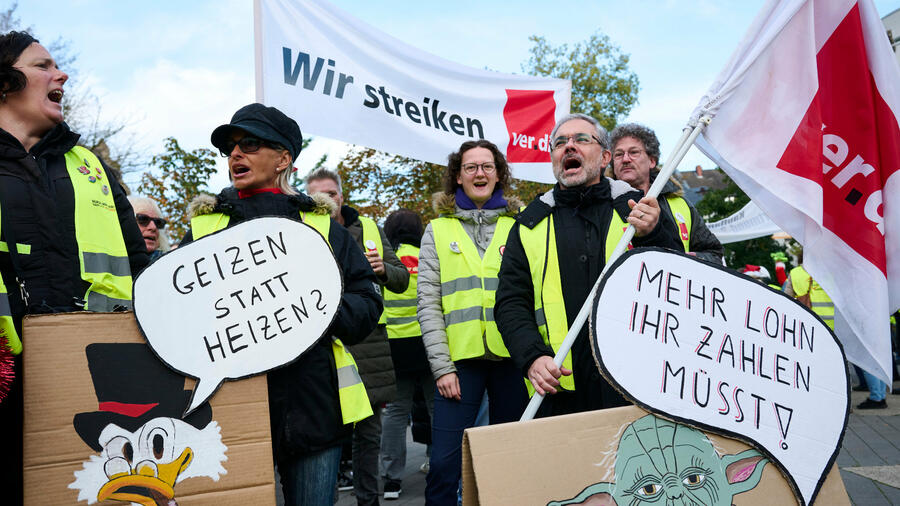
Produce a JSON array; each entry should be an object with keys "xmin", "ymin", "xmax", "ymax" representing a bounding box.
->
[
  {"xmin": 522, "ymin": 32, "xmax": 640, "ymax": 131},
  {"xmin": 136, "ymin": 137, "xmax": 218, "ymax": 241}
]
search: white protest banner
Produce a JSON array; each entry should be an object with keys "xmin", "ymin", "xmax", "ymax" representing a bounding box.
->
[
  {"xmin": 254, "ymin": 0, "xmax": 571, "ymax": 183},
  {"xmin": 133, "ymin": 217, "xmax": 343, "ymax": 414},
  {"xmin": 591, "ymin": 248, "xmax": 849, "ymax": 506},
  {"xmin": 706, "ymin": 201, "xmax": 782, "ymax": 244}
]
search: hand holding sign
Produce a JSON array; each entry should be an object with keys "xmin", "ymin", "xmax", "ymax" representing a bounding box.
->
[
  {"xmin": 591, "ymin": 248, "xmax": 849, "ymax": 506},
  {"xmin": 134, "ymin": 217, "xmax": 343, "ymax": 415}
]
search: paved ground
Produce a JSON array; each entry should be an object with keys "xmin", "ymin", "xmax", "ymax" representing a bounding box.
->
[{"xmin": 283, "ymin": 383, "xmax": 900, "ymax": 505}]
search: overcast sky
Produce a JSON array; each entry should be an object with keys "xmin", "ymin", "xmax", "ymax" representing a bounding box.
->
[{"xmin": 14, "ymin": 0, "xmax": 900, "ymax": 192}]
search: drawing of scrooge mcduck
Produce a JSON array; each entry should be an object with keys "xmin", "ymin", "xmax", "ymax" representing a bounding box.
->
[{"xmin": 69, "ymin": 343, "xmax": 227, "ymax": 505}]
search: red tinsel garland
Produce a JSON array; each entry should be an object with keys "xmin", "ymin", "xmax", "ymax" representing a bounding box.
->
[{"xmin": 0, "ymin": 337, "xmax": 14, "ymax": 403}]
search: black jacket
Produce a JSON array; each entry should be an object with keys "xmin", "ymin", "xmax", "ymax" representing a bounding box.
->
[
  {"xmin": 0, "ymin": 123, "xmax": 149, "ymax": 324},
  {"xmin": 183, "ymin": 189, "xmax": 382, "ymax": 460},
  {"xmin": 338, "ymin": 205, "xmax": 407, "ymax": 404},
  {"xmin": 496, "ymin": 179, "xmax": 683, "ymax": 417},
  {"xmin": 0, "ymin": 122, "xmax": 148, "ymax": 503}
]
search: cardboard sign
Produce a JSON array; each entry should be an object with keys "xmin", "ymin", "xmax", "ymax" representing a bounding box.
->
[
  {"xmin": 22, "ymin": 312, "xmax": 276, "ymax": 505},
  {"xmin": 462, "ymin": 405, "xmax": 849, "ymax": 506},
  {"xmin": 134, "ymin": 216, "xmax": 343, "ymax": 414},
  {"xmin": 590, "ymin": 248, "xmax": 849, "ymax": 506}
]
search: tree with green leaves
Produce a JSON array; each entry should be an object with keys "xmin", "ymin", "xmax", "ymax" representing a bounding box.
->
[
  {"xmin": 695, "ymin": 172, "xmax": 792, "ymax": 273},
  {"xmin": 136, "ymin": 137, "xmax": 218, "ymax": 241},
  {"xmin": 522, "ymin": 31, "xmax": 640, "ymax": 131}
]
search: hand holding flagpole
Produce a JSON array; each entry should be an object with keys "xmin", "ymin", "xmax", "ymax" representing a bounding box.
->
[{"xmin": 519, "ymin": 116, "xmax": 711, "ymax": 421}]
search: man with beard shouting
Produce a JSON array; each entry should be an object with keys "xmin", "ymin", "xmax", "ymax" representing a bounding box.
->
[{"xmin": 495, "ymin": 113, "xmax": 682, "ymax": 418}]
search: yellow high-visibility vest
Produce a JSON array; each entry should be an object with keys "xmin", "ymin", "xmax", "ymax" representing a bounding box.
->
[
  {"xmin": 431, "ymin": 216, "xmax": 514, "ymax": 361},
  {"xmin": 190, "ymin": 209, "xmax": 373, "ymax": 424},
  {"xmin": 666, "ymin": 195, "xmax": 692, "ymax": 253},
  {"xmin": 519, "ymin": 210, "xmax": 627, "ymax": 393},
  {"xmin": 384, "ymin": 243, "xmax": 421, "ymax": 339},
  {"xmin": 66, "ymin": 146, "xmax": 133, "ymax": 311},
  {"xmin": 358, "ymin": 216, "xmax": 387, "ymax": 325},
  {"xmin": 0, "ymin": 207, "xmax": 22, "ymax": 355},
  {"xmin": 790, "ymin": 265, "xmax": 835, "ymax": 330}
]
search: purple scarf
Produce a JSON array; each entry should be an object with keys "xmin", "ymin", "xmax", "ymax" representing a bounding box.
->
[{"xmin": 455, "ymin": 187, "xmax": 508, "ymax": 210}]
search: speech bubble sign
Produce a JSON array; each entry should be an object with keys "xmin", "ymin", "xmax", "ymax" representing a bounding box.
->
[
  {"xmin": 591, "ymin": 248, "xmax": 849, "ymax": 506},
  {"xmin": 133, "ymin": 216, "xmax": 343, "ymax": 415}
]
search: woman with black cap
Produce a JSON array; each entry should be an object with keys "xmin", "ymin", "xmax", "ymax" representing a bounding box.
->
[
  {"xmin": 0, "ymin": 31, "xmax": 149, "ymax": 502},
  {"xmin": 182, "ymin": 103, "xmax": 382, "ymax": 505}
]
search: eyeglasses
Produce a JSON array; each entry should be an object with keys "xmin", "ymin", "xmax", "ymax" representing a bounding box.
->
[
  {"xmin": 219, "ymin": 136, "xmax": 284, "ymax": 157},
  {"xmin": 461, "ymin": 162, "xmax": 497, "ymax": 175},
  {"xmin": 613, "ymin": 148, "xmax": 647, "ymax": 161},
  {"xmin": 551, "ymin": 133, "xmax": 604, "ymax": 150},
  {"xmin": 136, "ymin": 214, "xmax": 167, "ymax": 229}
]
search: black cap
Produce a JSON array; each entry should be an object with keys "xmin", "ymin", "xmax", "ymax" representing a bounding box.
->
[{"xmin": 210, "ymin": 103, "xmax": 303, "ymax": 161}]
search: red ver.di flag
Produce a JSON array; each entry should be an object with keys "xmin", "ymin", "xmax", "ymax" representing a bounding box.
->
[{"xmin": 691, "ymin": 0, "xmax": 900, "ymax": 384}]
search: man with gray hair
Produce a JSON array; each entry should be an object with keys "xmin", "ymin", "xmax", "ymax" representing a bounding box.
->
[
  {"xmin": 496, "ymin": 113, "xmax": 682, "ymax": 417},
  {"xmin": 608, "ymin": 123, "xmax": 723, "ymax": 264},
  {"xmin": 306, "ymin": 168, "xmax": 408, "ymax": 505}
]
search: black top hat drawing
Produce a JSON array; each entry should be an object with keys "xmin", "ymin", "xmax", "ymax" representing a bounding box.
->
[{"xmin": 73, "ymin": 343, "xmax": 212, "ymax": 452}]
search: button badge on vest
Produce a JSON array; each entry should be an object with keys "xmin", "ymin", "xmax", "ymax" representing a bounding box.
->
[
  {"xmin": 449, "ymin": 241, "xmax": 461, "ymax": 254},
  {"xmin": 365, "ymin": 239, "xmax": 377, "ymax": 253},
  {"xmin": 675, "ymin": 211, "xmax": 689, "ymax": 241}
]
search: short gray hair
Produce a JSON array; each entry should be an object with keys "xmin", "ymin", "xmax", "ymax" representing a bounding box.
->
[
  {"xmin": 305, "ymin": 167, "xmax": 342, "ymax": 192},
  {"xmin": 550, "ymin": 113, "xmax": 609, "ymax": 150}
]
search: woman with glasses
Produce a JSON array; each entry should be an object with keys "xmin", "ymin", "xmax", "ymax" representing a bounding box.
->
[
  {"xmin": 0, "ymin": 31, "xmax": 149, "ymax": 501},
  {"xmin": 127, "ymin": 196, "xmax": 170, "ymax": 260},
  {"xmin": 182, "ymin": 103, "xmax": 382, "ymax": 506},
  {"xmin": 417, "ymin": 139, "xmax": 527, "ymax": 505}
]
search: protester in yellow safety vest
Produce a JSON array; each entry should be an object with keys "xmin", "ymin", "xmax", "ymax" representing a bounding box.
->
[
  {"xmin": 496, "ymin": 113, "xmax": 683, "ymax": 419},
  {"xmin": 0, "ymin": 32, "xmax": 150, "ymax": 501},
  {"xmin": 379, "ymin": 208, "xmax": 436, "ymax": 500},
  {"xmin": 304, "ymin": 168, "xmax": 407, "ymax": 504},
  {"xmin": 607, "ymin": 123, "xmax": 724, "ymax": 264},
  {"xmin": 182, "ymin": 103, "xmax": 381, "ymax": 506},
  {"xmin": 417, "ymin": 139, "xmax": 527, "ymax": 504}
]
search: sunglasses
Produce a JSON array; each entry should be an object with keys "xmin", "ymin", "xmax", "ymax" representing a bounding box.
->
[
  {"xmin": 219, "ymin": 136, "xmax": 285, "ymax": 157},
  {"xmin": 136, "ymin": 214, "xmax": 167, "ymax": 229}
]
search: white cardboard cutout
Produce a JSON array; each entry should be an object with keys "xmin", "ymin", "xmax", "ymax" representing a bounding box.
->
[
  {"xmin": 134, "ymin": 216, "xmax": 343, "ymax": 414},
  {"xmin": 591, "ymin": 248, "xmax": 849, "ymax": 506}
]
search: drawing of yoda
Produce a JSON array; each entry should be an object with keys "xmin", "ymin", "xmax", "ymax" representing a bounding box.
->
[{"xmin": 549, "ymin": 415, "xmax": 769, "ymax": 506}]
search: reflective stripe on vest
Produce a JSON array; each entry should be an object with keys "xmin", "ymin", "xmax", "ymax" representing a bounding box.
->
[
  {"xmin": 359, "ymin": 216, "xmax": 387, "ymax": 325},
  {"xmin": 432, "ymin": 216, "xmax": 514, "ymax": 361},
  {"xmin": 789, "ymin": 265, "xmax": 835, "ymax": 330},
  {"xmin": 65, "ymin": 146, "xmax": 132, "ymax": 311},
  {"xmin": 666, "ymin": 195, "xmax": 692, "ymax": 252},
  {"xmin": 520, "ymin": 211, "xmax": 626, "ymax": 393},
  {"xmin": 190, "ymin": 209, "xmax": 372, "ymax": 422},
  {"xmin": 0, "ymin": 207, "xmax": 22, "ymax": 355},
  {"xmin": 332, "ymin": 338, "xmax": 374, "ymax": 424},
  {"xmin": 384, "ymin": 243, "xmax": 421, "ymax": 339}
]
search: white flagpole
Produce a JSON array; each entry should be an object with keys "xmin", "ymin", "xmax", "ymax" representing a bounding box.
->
[{"xmin": 519, "ymin": 116, "xmax": 712, "ymax": 421}]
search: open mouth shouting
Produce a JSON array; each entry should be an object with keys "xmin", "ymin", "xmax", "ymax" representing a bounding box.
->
[
  {"xmin": 561, "ymin": 154, "xmax": 583, "ymax": 175},
  {"xmin": 48, "ymin": 88, "xmax": 64, "ymax": 104}
]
